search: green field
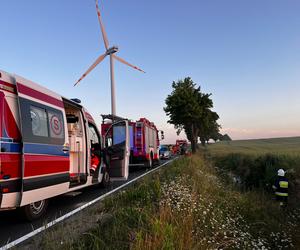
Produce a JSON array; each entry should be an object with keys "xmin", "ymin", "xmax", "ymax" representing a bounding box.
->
[
  {"xmin": 207, "ymin": 136, "xmax": 300, "ymax": 156},
  {"xmin": 206, "ymin": 136, "xmax": 300, "ymax": 206}
]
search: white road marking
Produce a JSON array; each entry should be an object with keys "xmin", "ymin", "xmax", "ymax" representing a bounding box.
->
[{"xmin": 1, "ymin": 158, "xmax": 176, "ymax": 250}]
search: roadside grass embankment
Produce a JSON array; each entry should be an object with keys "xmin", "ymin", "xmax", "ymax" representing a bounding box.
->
[{"xmin": 62, "ymin": 154, "xmax": 300, "ymax": 249}]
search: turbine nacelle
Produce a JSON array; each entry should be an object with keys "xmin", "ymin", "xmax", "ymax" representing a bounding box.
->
[{"xmin": 106, "ymin": 46, "xmax": 119, "ymax": 55}]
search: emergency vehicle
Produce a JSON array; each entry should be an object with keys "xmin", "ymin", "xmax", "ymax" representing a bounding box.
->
[
  {"xmin": 173, "ymin": 139, "xmax": 188, "ymax": 155},
  {"xmin": 102, "ymin": 116, "xmax": 162, "ymax": 168},
  {"xmin": 0, "ymin": 70, "xmax": 130, "ymax": 220}
]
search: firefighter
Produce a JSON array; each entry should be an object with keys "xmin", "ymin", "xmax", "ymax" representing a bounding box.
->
[
  {"xmin": 272, "ymin": 169, "xmax": 288, "ymax": 207},
  {"xmin": 90, "ymin": 148, "xmax": 100, "ymax": 175}
]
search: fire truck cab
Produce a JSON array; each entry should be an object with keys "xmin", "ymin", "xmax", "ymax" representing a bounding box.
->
[{"xmin": 0, "ymin": 70, "xmax": 129, "ymax": 220}]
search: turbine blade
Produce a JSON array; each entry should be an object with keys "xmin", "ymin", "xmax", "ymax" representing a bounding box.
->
[
  {"xmin": 95, "ymin": 0, "xmax": 109, "ymax": 50},
  {"xmin": 113, "ymin": 55, "xmax": 145, "ymax": 73},
  {"xmin": 74, "ymin": 53, "xmax": 107, "ymax": 86}
]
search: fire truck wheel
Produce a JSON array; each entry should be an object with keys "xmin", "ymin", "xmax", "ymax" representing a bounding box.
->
[
  {"xmin": 100, "ymin": 169, "xmax": 110, "ymax": 188},
  {"xmin": 22, "ymin": 199, "xmax": 48, "ymax": 221}
]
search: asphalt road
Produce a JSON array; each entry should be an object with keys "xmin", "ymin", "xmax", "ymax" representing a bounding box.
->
[{"xmin": 0, "ymin": 160, "xmax": 171, "ymax": 247}]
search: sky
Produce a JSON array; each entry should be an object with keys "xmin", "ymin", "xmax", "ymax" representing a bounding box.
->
[{"xmin": 1, "ymin": 0, "xmax": 300, "ymax": 143}]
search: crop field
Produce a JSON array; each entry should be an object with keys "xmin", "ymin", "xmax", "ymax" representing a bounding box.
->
[{"xmin": 207, "ymin": 136, "xmax": 300, "ymax": 156}]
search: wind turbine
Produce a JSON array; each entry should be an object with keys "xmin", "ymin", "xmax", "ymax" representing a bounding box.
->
[{"xmin": 74, "ymin": 0, "xmax": 145, "ymax": 116}]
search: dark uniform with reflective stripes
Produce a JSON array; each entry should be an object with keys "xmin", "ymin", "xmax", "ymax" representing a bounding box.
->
[{"xmin": 273, "ymin": 176, "xmax": 288, "ymax": 205}]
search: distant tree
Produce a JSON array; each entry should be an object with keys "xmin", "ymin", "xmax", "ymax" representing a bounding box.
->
[
  {"xmin": 211, "ymin": 132, "xmax": 223, "ymax": 143},
  {"xmin": 220, "ymin": 134, "xmax": 232, "ymax": 141},
  {"xmin": 198, "ymin": 109, "xmax": 220, "ymax": 146},
  {"xmin": 164, "ymin": 77, "xmax": 220, "ymax": 153}
]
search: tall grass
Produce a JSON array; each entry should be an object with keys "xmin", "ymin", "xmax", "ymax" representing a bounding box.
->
[{"xmin": 67, "ymin": 155, "xmax": 300, "ymax": 249}]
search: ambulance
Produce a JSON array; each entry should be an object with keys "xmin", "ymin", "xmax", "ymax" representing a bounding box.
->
[{"xmin": 0, "ymin": 70, "xmax": 130, "ymax": 220}]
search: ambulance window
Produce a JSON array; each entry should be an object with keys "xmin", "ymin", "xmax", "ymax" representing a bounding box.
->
[
  {"xmin": 30, "ymin": 106, "xmax": 48, "ymax": 137},
  {"xmin": 48, "ymin": 110, "xmax": 64, "ymax": 139},
  {"xmin": 88, "ymin": 123, "xmax": 100, "ymax": 145}
]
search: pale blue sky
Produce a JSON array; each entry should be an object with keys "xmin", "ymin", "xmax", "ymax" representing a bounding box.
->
[{"xmin": 1, "ymin": 0, "xmax": 300, "ymax": 142}]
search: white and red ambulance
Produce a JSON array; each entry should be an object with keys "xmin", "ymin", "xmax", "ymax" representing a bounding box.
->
[{"xmin": 0, "ymin": 70, "xmax": 130, "ymax": 220}]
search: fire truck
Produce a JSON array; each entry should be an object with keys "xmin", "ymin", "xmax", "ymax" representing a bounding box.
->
[
  {"xmin": 102, "ymin": 116, "xmax": 163, "ymax": 168},
  {"xmin": 173, "ymin": 139, "xmax": 188, "ymax": 155},
  {"xmin": 0, "ymin": 70, "xmax": 130, "ymax": 220}
]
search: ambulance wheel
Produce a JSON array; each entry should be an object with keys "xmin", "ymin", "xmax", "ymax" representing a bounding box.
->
[
  {"xmin": 100, "ymin": 169, "xmax": 110, "ymax": 188},
  {"xmin": 22, "ymin": 199, "xmax": 48, "ymax": 221}
]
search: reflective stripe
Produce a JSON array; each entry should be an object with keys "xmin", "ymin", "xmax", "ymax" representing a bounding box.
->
[
  {"xmin": 275, "ymin": 192, "xmax": 288, "ymax": 197},
  {"xmin": 91, "ymin": 164, "xmax": 97, "ymax": 171},
  {"xmin": 279, "ymin": 181, "xmax": 288, "ymax": 189}
]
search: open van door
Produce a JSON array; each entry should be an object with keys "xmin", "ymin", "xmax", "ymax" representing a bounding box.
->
[
  {"xmin": 15, "ymin": 76, "xmax": 70, "ymax": 211},
  {"xmin": 105, "ymin": 120, "xmax": 130, "ymax": 180}
]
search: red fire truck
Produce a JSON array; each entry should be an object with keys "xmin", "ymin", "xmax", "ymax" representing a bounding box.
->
[
  {"xmin": 102, "ymin": 116, "xmax": 163, "ymax": 168},
  {"xmin": 172, "ymin": 139, "xmax": 188, "ymax": 155}
]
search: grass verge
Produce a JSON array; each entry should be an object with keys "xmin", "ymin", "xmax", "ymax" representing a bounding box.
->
[
  {"xmin": 62, "ymin": 155, "xmax": 299, "ymax": 249},
  {"xmin": 19, "ymin": 153, "xmax": 300, "ymax": 249}
]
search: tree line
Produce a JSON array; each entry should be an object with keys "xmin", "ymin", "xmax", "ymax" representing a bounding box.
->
[{"xmin": 164, "ymin": 77, "xmax": 231, "ymax": 153}]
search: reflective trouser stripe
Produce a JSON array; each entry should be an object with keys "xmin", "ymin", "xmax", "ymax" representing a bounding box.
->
[
  {"xmin": 275, "ymin": 192, "xmax": 288, "ymax": 197},
  {"xmin": 91, "ymin": 164, "xmax": 97, "ymax": 171},
  {"xmin": 279, "ymin": 181, "xmax": 288, "ymax": 188}
]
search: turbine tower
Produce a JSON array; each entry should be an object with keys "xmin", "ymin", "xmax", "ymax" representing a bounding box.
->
[{"xmin": 74, "ymin": 0, "xmax": 145, "ymax": 116}]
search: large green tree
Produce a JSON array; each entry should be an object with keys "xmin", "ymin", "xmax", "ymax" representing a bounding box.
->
[{"xmin": 164, "ymin": 77, "xmax": 219, "ymax": 153}]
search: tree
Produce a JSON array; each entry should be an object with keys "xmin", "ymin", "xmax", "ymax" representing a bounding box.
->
[
  {"xmin": 164, "ymin": 77, "xmax": 219, "ymax": 153},
  {"xmin": 198, "ymin": 109, "xmax": 220, "ymax": 146},
  {"xmin": 220, "ymin": 134, "xmax": 232, "ymax": 141}
]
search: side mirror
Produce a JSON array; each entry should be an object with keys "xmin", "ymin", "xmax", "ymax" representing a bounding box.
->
[{"xmin": 161, "ymin": 131, "xmax": 164, "ymax": 140}]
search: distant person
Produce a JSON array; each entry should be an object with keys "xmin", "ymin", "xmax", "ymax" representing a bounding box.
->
[{"xmin": 272, "ymin": 169, "xmax": 288, "ymax": 207}]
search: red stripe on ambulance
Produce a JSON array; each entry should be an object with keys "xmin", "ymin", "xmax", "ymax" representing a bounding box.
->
[
  {"xmin": 0, "ymin": 80, "xmax": 17, "ymax": 94},
  {"xmin": 23, "ymin": 155, "xmax": 69, "ymax": 177},
  {"xmin": 0, "ymin": 154, "xmax": 22, "ymax": 179},
  {"xmin": 17, "ymin": 82, "xmax": 64, "ymax": 108},
  {"xmin": 0, "ymin": 91, "xmax": 3, "ymax": 138},
  {"xmin": 3, "ymin": 97, "xmax": 21, "ymax": 140}
]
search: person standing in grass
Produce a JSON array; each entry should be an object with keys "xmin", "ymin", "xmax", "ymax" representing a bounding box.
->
[{"xmin": 272, "ymin": 169, "xmax": 289, "ymax": 207}]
